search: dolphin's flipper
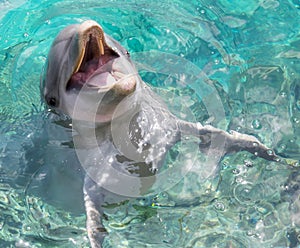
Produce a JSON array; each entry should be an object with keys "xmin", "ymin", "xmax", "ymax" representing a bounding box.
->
[
  {"xmin": 83, "ymin": 176, "xmax": 107, "ymax": 248},
  {"xmin": 178, "ymin": 120, "xmax": 279, "ymax": 161}
]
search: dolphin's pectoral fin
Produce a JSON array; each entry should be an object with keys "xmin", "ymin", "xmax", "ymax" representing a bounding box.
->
[
  {"xmin": 83, "ymin": 176, "xmax": 107, "ymax": 248},
  {"xmin": 221, "ymin": 130, "xmax": 278, "ymax": 161},
  {"xmin": 178, "ymin": 120, "xmax": 279, "ymax": 161}
]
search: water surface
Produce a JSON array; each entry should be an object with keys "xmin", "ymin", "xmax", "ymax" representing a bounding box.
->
[{"xmin": 0, "ymin": 0, "xmax": 300, "ymax": 247}]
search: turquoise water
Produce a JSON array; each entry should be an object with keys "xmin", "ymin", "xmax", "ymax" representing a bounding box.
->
[{"xmin": 0, "ymin": 0, "xmax": 300, "ymax": 247}]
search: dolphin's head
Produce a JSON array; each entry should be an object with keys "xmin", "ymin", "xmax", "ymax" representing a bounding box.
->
[{"xmin": 41, "ymin": 20, "xmax": 139, "ymax": 123}]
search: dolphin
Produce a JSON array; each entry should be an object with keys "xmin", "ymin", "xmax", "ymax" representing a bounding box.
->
[{"xmin": 41, "ymin": 20, "xmax": 278, "ymax": 248}]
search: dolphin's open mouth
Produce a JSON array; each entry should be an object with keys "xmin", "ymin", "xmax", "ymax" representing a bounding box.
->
[{"xmin": 66, "ymin": 26, "xmax": 119, "ymax": 91}]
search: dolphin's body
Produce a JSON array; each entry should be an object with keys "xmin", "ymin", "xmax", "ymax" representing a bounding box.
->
[{"xmin": 41, "ymin": 20, "xmax": 278, "ymax": 247}]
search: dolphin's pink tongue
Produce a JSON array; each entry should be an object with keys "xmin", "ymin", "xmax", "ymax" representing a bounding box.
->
[
  {"xmin": 86, "ymin": 72, "xmax": 116, "ymax": 88},
  {"xmin": 67, "ymin": 54, "xmax": 116, "ymax": 91},
  {"xmin": 67, "ymin": 58, "xmax": 98, "ymax": 90}
]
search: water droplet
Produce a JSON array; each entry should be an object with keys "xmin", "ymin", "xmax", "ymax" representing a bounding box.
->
[
  {"xmin": 267, "ymin": 150, "xmax": 274, "ymax": 156},
  {"xmin": 244, "ymin": 160, "xmax": 253, "ymax": 167},
  {"xmin": 246, "ymin": 230, "xmax": 256, "ymax": 236},
  {"xmin": 253, "ymin": 142, "xmax": 258, "ymax": 147},
  {"xmin": 139, "ymin": 198, "xmax": 150, "ymax": 206},
  {"xmin": 23, "ymin": 33, "xmax": 29, "ymax": 38},
  {"xmin": 236, "ymin": 126, "xmax": 242, "ymax": 132},
  {"xmin": 275, "ymin": 157, "xmax": 281, "ymax": 162},
  {"xmin": 149, "ymin": 167, "xmax": 158, "ymax": 173},
  {"xmin": 251, "ymin": 119, "xmax": 262, "ymax": 130},
  {"xmin": 222, "ymin": 160, "xmax": 229, "ymax": 169},
  {"xmin": 293, "ymin": 117, "xmax": 299, "ymax": 124},
  {"xmin": 254, "ymin": 152, "xmax": 258, "ymax": 156},
  {"xmin": 160, "ymin": 147, "xmax": 166, "ymax": 153},
  {"xmin": 277, "ymin": 144, "xmax": 286, "ymax": 153},
  {"xmin": 205, "ymin": 188, "xmax": 211, "ymax": 194},
  {"xmin": 235, "ymin": 177, "xmax": 243, "ymax": 183},
  {"xmin": 233, "ymin": 183, "xmax": 255, "ymax": 204},
  {"xmin": 15, "ymin": 239, "xmax": 30, "ymax": 247},
  {"xmin": 257, "ymin": 206, "xmax": 268, "ymax": 214},
  {"xmin": 240, "ymin": 75, "xmax": 247, "ymax": 83},
  {"xmin": 280, "ymin": 91, "xmax": 287, "ymax": 98},
  {"xmin": 166, "ymin": 130, "xmax": 172, "ymax": 137},
  {"xmin": 232, "ymin": 168, "xmax": 240, "ymax": 174},
  {"xmin": 214, "ymin": 201, "xmax": 225, "ymax": 211},
  {"xmin": 161, "ymin": 192, "xmax": 168, "ymax": 198}
]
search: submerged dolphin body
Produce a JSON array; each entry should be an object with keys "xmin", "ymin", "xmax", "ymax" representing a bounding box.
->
[{"xmin": 41, "ymin": 20, "xmax": 278, "ymax": 247}]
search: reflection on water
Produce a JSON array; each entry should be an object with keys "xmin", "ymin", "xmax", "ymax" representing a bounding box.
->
[{"xmin": 0, "ymin": 0, "xmax": 299, "ymax": 247}]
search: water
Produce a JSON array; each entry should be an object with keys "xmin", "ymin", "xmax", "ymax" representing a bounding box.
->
[{"xmin": 0, "ymin": 0, "xmax": 300, "ymax": 247}]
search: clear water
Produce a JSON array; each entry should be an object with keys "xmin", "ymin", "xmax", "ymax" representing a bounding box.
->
[{"xmin": 0, "ymin": 0, "xmax": 300, "ymax": 247}]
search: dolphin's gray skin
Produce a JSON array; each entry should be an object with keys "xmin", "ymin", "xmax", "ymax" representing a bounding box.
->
[{"xmin": 41, "ymin": 20, "xmax": 278, "ymax": 248}]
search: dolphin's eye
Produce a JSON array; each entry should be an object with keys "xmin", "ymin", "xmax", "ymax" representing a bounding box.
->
[
  {"xmin": 47, "ymin": 97, "xmax": 58, "ymax": 107},
  {"xmin": 126, "ymin": 50, "xmax": 130, "ymax": 57}
]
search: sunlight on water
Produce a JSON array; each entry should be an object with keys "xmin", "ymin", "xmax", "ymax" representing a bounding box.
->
[{"xmin": 0, "ymin": 0, "xmax": 300, "ymax": 247}]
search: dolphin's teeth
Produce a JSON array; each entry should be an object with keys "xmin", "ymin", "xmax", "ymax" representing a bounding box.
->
[
  {"xmin": 74, "ymin": 48, "xmax": 85, "ymax": 73},
  {"xmin": 112, "ymin": 71, "xmax": 126, "ymax": 80},
  {"xmin": 98, "ymin": 38, "xmax": 105, "ymax": 55}
]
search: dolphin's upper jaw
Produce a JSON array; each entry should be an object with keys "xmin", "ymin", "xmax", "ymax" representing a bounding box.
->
[{"xmin": 66, "ymin": 23, "xmax": 119, "ymax": 92}]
